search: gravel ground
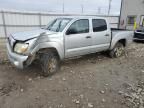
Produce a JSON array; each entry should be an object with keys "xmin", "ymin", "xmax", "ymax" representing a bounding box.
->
[{"xmin": 0, "ymin": 40, "xmax": 144, "ymax": 108}]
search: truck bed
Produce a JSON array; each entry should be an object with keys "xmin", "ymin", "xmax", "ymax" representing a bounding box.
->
[{"xmin": 111, "ymin": 28, "xmax": 133, "ymax": 38}]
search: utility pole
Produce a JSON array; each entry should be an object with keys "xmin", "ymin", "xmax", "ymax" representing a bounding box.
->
[
  {"xmin": 62, "ymin": 0, "xmax": 65, "ymax": 13},
  {"xmin": 98, "ymin": 7, "xmax": 101, "ymax": 15},
  {"xmin": 81, "ymin": 4, "xmax": 84, "ymax": 14},
  {"xmin": 108, "ymin": 0, "xmax": 112, "ymax": 15},
  {"xmin": 81, "ymin": 0, "xmax": 86, "ymax": 14}
]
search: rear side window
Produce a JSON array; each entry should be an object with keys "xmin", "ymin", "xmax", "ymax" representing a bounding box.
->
[{"xmin": 92, "ymin": 19, "xmax": 107, "ymax": 32}]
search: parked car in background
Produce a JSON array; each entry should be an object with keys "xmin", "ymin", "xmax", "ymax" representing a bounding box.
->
[
  {"xmin": 7, "ymin": 17, "xmax": 134, "ymax": 77},
  {"xmin": 134, "ymin": 26, "xmax": 144, "ymax": 41}
]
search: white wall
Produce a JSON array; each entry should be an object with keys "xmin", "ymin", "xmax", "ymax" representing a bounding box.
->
[
  {"xmin": 0, "ymin": 27, "xmax": 5, "ymax": 37},
  {"xmin": 0, "ymin": 13, "xmax": 3, "ymax": 24},
  {"xmin": 4, "ymin": 13, "xmax": 40, "ymax": 26},
  {"xmin": 41, "ymin": 15, "xmax": 58, "ymax": 26},
  {"xmin": 0, "ymin": 13, "xmax": 5, "ymax": 37}
]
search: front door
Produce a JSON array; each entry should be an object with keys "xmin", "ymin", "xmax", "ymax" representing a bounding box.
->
[{"xmin": 65, "ymin": 19, "xmax": 92, "ymax": 58}]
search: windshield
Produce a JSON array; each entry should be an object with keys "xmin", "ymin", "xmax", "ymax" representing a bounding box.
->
[{"xmin": 46, "ymin": 18, "xmax": 72, "ymax": 32}]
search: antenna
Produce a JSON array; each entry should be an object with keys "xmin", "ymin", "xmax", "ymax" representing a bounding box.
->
[{"xmin": 98, "ymin": 7, "xmax": 101, "ymax": 14}]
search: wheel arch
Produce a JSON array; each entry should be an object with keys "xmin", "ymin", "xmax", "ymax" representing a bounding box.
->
[
  {"xmin": 110, "ymin": 38, "xmax": 127, "ymax": 50},
  {"xmin": 37, "ymin": 48, "xmax": 60, "ymax": 59},
  {"xmin": 31, "ymin": 42, "xmax": 64, "ymax": 60},
  {"xmin": 117, "ymin": 39, "xmax": 127, "ymax": 47}
]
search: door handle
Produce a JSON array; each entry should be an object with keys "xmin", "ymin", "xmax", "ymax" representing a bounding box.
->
[
  {"xmin": 105, "ymin": 34, "xmax": 110, "ymax": 36},
  {"xmin": 86, "ymin": 36, "xmax": 91, "ymax": 38}
]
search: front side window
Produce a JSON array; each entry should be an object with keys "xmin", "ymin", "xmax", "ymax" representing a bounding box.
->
[
  {"xmin": 46, "ymin": 18, "xmax": 71, "ymax": 32},
  {"xmin": 92, "ymin": 19, "xmax": 107, "ymax": 32},
  {"xmin": 66, "ymin": 19, "xmax": 89, "ymax": 35}
]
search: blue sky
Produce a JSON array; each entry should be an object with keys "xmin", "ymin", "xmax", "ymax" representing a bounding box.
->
[{"xmin": 0, "ymin": 0, "xmax": 121, "ymax": 15}]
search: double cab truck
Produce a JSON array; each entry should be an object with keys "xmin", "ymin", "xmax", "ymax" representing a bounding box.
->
[{"xmin": 7, "ymin": 17, "xmax": 134, "ymax": 76}]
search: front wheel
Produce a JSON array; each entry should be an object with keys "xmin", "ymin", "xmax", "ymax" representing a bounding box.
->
[
  {"xmin": 109, "ymin": 42, "xmax": 125, "ymax": 58},
  {"xmin": 40, "ymin": 52, "xmax": 60, "ymax": 77}
]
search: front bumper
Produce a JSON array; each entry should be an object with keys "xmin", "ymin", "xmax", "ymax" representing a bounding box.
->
[{"xmin": 7, "ymin": 42, "xmax": 28, "ymax": 69}]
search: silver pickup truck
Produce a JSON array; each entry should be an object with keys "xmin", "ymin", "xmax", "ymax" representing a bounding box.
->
[{"xmin": 7, "ymin": 17, "xmax": 133, "ymax": 76}]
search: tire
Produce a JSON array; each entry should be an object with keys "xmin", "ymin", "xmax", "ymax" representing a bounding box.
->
[
  {"xmin": 40, "ymin": 52, "xmax": 60, "ymax": 77},
  {"xmin": 109, "ymin": 42, "xmax": 125, "ymax": 58}
]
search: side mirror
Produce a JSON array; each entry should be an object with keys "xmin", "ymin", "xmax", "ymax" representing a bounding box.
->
[{"xmin": 66, "ymin": 28, "xmax": 77, "ymax": 35}]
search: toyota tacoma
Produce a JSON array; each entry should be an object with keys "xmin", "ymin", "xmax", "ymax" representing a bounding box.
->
[{"xmin": 7, "ymin": 17, "xmax": 134, "ymax": 76}]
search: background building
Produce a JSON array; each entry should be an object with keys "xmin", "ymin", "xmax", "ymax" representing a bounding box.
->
[{"xmin": 119, "ymin": 0, "xmax": 144, "ymax": 30}]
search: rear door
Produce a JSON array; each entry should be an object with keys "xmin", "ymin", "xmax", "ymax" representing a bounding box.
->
[
  {"xmin": 64, "ymin": 19, "xmax": 92, "ymax": 58},
  {"xmin": 91, "ymin": 19, "xmax": 111, "ymax": 52}
]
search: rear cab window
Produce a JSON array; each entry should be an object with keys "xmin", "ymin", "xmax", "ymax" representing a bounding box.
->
[{"xmin": 92, "ymin": 19, "xmax": 107, "ymax": 32}]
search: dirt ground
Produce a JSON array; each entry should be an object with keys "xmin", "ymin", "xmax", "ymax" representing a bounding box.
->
[{"xmin": 0, "ymin": 39, "xmax": 144, "ymax": 108}]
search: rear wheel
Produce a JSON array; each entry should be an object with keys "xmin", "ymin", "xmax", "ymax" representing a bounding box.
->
[
  {"xmin": 109, "ymin": 42, "xmax": 125, "ymax": 58},
  {"xmin": 40, "ymin": 52, "xmax": 60, "ymax": 77}
]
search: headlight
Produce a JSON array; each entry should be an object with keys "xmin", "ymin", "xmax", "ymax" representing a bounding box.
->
[{"xmin": 14, "ymin": 43, "xmax": 29, "ymax": 54}]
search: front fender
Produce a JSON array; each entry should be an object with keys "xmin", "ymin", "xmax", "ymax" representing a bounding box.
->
[{"xmin": 31, "ymin": 42, "xmax": 64, "ymax": 60}]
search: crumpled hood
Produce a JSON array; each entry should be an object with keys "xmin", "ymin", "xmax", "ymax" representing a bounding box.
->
[{"xmin": 11, "ymin": 29, "xmax": 56, "ymax": 41}]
